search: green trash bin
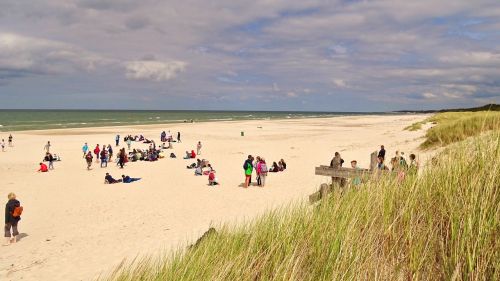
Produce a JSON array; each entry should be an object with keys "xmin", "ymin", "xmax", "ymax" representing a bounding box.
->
[{"xmin": 241, "ymin": 131, "xmax": 244, "ymax": 136}]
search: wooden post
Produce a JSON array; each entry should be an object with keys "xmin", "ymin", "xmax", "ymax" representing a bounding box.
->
[{"xmin": 370, "ymin": 151, "xmax": 378, "ymax": 171}]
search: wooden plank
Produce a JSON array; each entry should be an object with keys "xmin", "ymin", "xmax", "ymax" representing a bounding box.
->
[{"xmin": 315, "ymin": 166, "xmax": 371, "ymax": 178}]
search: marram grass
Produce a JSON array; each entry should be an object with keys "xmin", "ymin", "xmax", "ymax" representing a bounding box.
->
[
  {"xmin": 404, "ymin": 110, "xmax": 500, "ymax": 148},
  {"xmin": 103, "ymin": 132, "xmax": 499, "ymax": 281}
]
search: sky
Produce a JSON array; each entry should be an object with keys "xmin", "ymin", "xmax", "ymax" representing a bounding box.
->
[{"xmin": 0, "ymin": 0, "xmax": 499, "ymax": 111}]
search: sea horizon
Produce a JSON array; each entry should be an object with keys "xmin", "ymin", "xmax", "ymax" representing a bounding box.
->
[{"xmin": 0, "ymin": 109, "xmax": 409, "ymax": 132}]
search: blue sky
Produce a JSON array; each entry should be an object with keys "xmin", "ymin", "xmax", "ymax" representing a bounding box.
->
[{"xmin": 0, "ymin": 0, "xmax": 499, "ymax": 111}]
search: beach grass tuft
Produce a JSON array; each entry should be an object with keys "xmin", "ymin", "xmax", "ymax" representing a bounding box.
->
[{"xmin": 103, "ymin": 117, "xmax": 500, "ymax": 281}]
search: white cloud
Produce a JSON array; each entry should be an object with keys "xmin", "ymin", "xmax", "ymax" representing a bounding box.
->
[
  {"xmin": 333, "ymin": 79, "xmax": 347, "ymax": 88},
  {"xmin": 286, "ymin": 91, "xmax": 298, "ymax": 98},
  {"xmin": 422, "ymin": 92, "xmax": 436, "ymax": 99},
  {"xmin": 124, "ymin": 60, "xmax": 186, "ymax": 82},
  {"xmin": 0, "ymin": 32, "xmax": 103, "ymax": 75}
]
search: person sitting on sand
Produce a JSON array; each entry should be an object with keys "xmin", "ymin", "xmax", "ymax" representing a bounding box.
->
[
  {"xmin": 104, "ymin": 173, "xmax": 121, "ymax": 184},
  {"xmin": 278, "ymin": 159, "xmax": 287, "ymax": 171},
  {"xmin": 4, "ymin": 193, "xmax": 22, "ymax": 246},
  {"xmin": 85, "ymin": 151, "xmax": 93, "ymax": 170},
  {"xmin": 191, "ymin": 150, "xmax": 196, "ymax": 159},
  {"xmin": 194, "ymin": 165, "xmax": 203, "ymax": 176},
  {"xmin": 183, "ymin": 151, "xmax": 191, "ymax": 159},
  {"xmin": 270, "ymin": 161, "xmax": 279, "ymax": 172},
  {"xmin": 208, "ymin": 170, "xmax": 219, "ymax": 186},
  {"xmin": 121, "ymin": 175, "xmax": 141, "ymax": 183},
  {"xmin": 37, "ymin": 162, "xmax": 49, "ymax": 173}
]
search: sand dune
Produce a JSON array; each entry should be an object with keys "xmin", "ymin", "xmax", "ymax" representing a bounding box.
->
[{"xmin": 0, "ymin": 115, "xmax": 430, "ymax": 280}]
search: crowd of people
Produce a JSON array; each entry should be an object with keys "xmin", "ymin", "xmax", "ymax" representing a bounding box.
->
[
  {"xmin": 329, "ymin": 144, "xmax": 420, "ymax": 187},
  {"xmin": 242, "ymin": 155, "xmax": 287, "ymax": 188}
]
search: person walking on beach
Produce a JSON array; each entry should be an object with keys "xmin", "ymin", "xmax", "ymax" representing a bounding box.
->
[
  {"xmin": 8, "ymin": 135, "xmax": 12, "ymax": 147},
  {"xmin": 44, "ymin": 141, "xmax": 51, "ymax": 153},
  {"xmin": 243, "ymin": 155, "xmax": 253, "ymax": 188},
  {"xmin": 4, "ymin": 193, "xmax": 22, "ymax": 246},
  {"xmin": 82, "ymin": 142, "xmax": 89, "ymax": 158},
  {"xmin": 94, "ymin": 144, "xmax": 100, "ymax": 163},
  {"xmin": 115, "ymin": 135, "xmax": 120, "ymax": 146},
  {"xmin": 85, "ymin": 151, "xmax": 93, "ymax": 170},
  {"xmin": 197, "ymin": 141, "xmax": 202, "ymax": 155},
  {"xmin": 1, "ymin": 139, "xmax": 5, "ymax": 152},
  {"xmin": 177, "ymin": 132, "xmax": 181, "ymax": 143}
]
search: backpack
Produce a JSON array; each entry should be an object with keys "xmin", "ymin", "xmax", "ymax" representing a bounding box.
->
[
  {"xmin": 260, "ymin": 163, "xmax": 268, "ymax": 173},
  {"xmin": 12, "ymin": 206, "xmax": 23, "ymax": 217}
]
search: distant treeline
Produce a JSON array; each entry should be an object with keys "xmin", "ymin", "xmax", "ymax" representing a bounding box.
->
[{"xmin": 395, "ymin": 103, "xmax": 499, "ymax": 113}]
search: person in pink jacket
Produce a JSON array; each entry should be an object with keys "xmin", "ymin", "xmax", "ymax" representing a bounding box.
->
[{"xmin": 256, "ymin": 157, "xmax": 268, "ymax": 187}]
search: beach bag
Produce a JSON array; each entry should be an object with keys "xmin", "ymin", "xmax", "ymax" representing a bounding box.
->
[
  {"xmin": 12, "ymin": 206, "xmax": 23, "ymax": 217},
  {"xmin": 260, "ymin": 163, "xmax": 268, "ymax": 174},
  {"xmin": 170, "ymin": 153, "xmax": 176, "ymax": 158}
]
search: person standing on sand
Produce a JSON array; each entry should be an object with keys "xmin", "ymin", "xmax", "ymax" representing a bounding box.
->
[
  {"xmin": 177, "ymin": 132, "xmax": 181, "ymax": 143},
  {"xmin": 94, "ymin": 144, "xmax": 100, "ymax": 163},
  {"xmin": 378, "ymin": 145, "xmax": 386, "ymax": 160},
  {"xmin": 4, "ymin": 193, "xmax": 21, "ymax": 246},
  {"xmin": 85, "ymin": 151, "xmax": 93, "ymax": 170},
  {"xmin": 118, "ymin": 148, "xmax": 126, "ymax": 169},
  {"xmin": 8, "ymin": 135, "xmax": 12, "ymax": 147},
  {"xmin": 1, "ymin": 139, "xmax": 5, "ymax": 152},
  {"xmin": 44, "ymin": 152, "xmax": 54, "ymax": 170},
  {"xmin": 126, "ymin": 138, "xmax": 132, "ymax": 150},
  {"xmin": 107, "ymin": 145, "xmax": 113, "ymax": 161},
  {"xmin": 197, "ymin": 141, "xmax": 202, "ymax": 155},
  {"xmin": 82, "ymin": 142, "xmax": 89, "ymax": 158},
  {"xmin": 44, "ymin": 141, "xmax": 51, "ymax": 153},
  {"xmin": 257, "ymin": 158, "xmax": 268, "ymax": 187},
  {"xmin": 243, "ymin": 155, "xmax": 253, "ymax": 188},
  {"xmin": 115, "ymin": 135, "xmax": 120, "ymax": 146},
  {"xmin": 100, "ymin": 149, "xmax": 108, "ymax": 168}
]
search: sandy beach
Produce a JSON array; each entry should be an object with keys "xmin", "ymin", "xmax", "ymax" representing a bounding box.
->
[{"xmin": 0, "ymin": 114, "xmax": 431, "ymax": 280}]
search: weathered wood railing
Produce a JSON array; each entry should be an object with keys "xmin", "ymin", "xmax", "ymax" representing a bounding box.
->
[{"xmin": 310, "ymin": 151, "xmax": 391, "ymax": 203}]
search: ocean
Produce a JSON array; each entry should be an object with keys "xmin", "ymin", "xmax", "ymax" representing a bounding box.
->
[{"xmin": 0, "ymin": 110, "xmax": 390, "ymax": 132}]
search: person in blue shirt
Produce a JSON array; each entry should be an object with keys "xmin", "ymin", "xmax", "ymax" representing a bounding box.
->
[{"xmin": 121, "ymin": 175, "xmax": 141, "ymax": 183}]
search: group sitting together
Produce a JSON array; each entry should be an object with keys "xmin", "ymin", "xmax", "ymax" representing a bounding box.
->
[{"xmin": 186, "ymin": 158, "xmax": 218, "ymax": 185}]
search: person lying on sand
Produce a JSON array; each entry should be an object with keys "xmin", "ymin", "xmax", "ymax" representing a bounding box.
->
[
  {"xmin": 104, "ymin": 173, "xmax": 121, "ymax": 184},
  {"xmin": 121, "ymin": 175, "xmax": 141, "ymax": 183}
]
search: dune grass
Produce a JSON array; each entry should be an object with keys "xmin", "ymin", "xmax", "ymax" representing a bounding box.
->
[
  {"xmin": 103, "ymin": 128, "xmax": 499, "ymax": 281},
  {"xmin": 420, "ymin": 111, "xmax": 500, "ymax": 148}
]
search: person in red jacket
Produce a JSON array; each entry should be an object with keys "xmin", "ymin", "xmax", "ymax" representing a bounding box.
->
[
  {"xmin": 94, "ymin": 144, "xmax": 101, "ymax": 163},
  {"xmin": 191, "ymin": 150, "xmax": 196, "ymax": 158},
  {"xmin": 37, "ymin": 162, "xmax": 48, "ymax": 172}
]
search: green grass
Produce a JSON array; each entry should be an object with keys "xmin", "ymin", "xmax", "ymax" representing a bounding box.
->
[
  {"xmin": 103, "ymin": 128, "xmax": 500, "ymax": 281},
  {"xmin": 420, "ymin": 111, "xmax": 500, "ymax": 148},
  {"xmin": 404, "ymin": 111, "xmax": 500, "ymax": 148}
]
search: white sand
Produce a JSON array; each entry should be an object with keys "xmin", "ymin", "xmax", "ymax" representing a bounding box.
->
[{"xmin": 0, "ymin": 114, "xmax": 431, "ymax": 280}]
